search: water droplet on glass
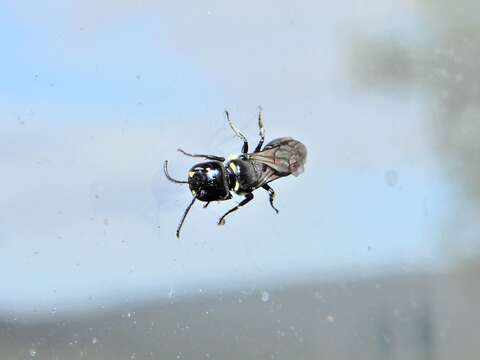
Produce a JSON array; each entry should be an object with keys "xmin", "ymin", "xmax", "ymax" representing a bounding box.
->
[
  {"xmin": 92, "ymin": 337, "xmax": 97, "ymax": 344},
  {"xmin": 261, "ymin": 291, "xmax": 270, "ymax": 302},
  {"xmin": 385, "ymin": 170, "xmax": 398, "ymax": 187},
  {"xmin": 29, "ymin": 349, "xmax": 37, "ymax": 357}
]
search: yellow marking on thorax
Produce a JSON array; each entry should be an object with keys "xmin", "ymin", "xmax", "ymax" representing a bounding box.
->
[
  {"xmin": 228, "ymin": 160, "xmax": 241, "ymax": 192},
  {"xmin": 229, "ymin": 162, "xmax": 237, "ymax": 173}
]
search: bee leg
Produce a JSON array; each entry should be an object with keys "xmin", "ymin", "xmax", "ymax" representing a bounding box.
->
[
  {"xmin": 217, "ymin": 193, "xmax": 254, "ymax": 225},
  {"xmin": 203, "ymin": 202, "xmax": 210, "ymax": 209},
  {"xmin": 177, "ymin": 149, "xmax": 225, "ymax": 162},
  {"xmin": 225, "ymin": 110, "xmax": 249, "ymax": 153},
  {"xmin": 262, "ymin": 184, "xmax": 279, "ymax": 213},
  {"xmin": 254, "ymin": 106, "xmax": 265, "ymax": 153}
]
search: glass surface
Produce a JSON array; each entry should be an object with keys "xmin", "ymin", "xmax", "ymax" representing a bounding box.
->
[{"xmin": 1, "ymin": 1, "xmax": 479, "ymax": 359}]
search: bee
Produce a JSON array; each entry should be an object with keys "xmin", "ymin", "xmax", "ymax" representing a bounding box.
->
[{"xmin": 164, "ymin": 108, "xmax": 307, "ymax": 238}]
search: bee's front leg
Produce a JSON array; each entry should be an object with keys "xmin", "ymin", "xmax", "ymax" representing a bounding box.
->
[{"xmin": 177, "ymin": 148, "xmax": 225, "ymax": 162}]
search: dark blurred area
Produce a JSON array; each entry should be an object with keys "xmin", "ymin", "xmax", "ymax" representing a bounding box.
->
[
  {"xmin": 350, "ymin": 0, "xmax": 480, "ymax": 286},
  {"xmin": 1, "ymin": 271, "xmax": 479, "ymax": 360},
  {"xmin": 346, "ymin": 1, "xmax": 480, "ymax": 354},
  {"xmin": 351, "ymin": 2, "xmax": 480, "ymax": 207}
]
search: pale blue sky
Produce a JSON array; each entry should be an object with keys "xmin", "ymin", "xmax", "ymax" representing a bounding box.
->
[{"xmin": 0, "ymin": 0, "xmax": 454, "ymax": 315}]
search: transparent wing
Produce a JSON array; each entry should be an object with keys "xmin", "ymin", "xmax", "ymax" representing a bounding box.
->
[{"xmin": 250, "ymin": 137, "xmax": 307, "ymax": 185}]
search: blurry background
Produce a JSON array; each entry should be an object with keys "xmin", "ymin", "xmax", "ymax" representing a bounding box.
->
[{"xmin": 1, "ymin": 0, "xmax": 479, "ymax": 359}]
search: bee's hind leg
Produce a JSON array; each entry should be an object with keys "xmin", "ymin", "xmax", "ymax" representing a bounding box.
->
[
  {"xmin": 262, "ymin": 184, "xmax": 279, "ymax": 213},
  {"xmin": 218, "ymin": 193, "xmax": 254, "ymax": 225},
  {"xmin": 254, "ymin": 106, "xmax": 265, "ymax": 153}
]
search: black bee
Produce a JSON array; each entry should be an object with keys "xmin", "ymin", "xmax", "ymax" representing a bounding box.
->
[{"xmin": 164, "ymin": 108, "xmax": 307, "ymax": 238}]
